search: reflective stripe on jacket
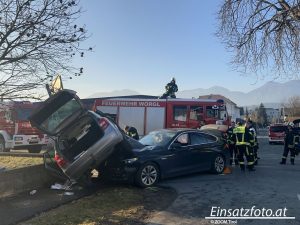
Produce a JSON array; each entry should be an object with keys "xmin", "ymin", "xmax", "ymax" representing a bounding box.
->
[{"xmin": 233, "ymin": 126, "xmax": 250, "ymax": 146}]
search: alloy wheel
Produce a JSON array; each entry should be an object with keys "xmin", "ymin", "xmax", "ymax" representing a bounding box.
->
[
  {"xmin": 141, "ymin": 165, "xmax": 158, "ymax": 186},
  {"xmin": 214, "ymin": 156, "xmax": 225, "ymax": 173}
]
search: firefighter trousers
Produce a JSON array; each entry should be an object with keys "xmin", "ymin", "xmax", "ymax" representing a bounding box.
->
[
  {"xmin": 236, "ymin": 145, "xmax": 255, "ymax": 171},
  {"xmin": 253, "ymin": 146, "xmax": 258, "ymax": 161},
  {"xmin": 281, "ymin": 147, "xmax": 296, "ymax": 164},
  {"xmin": 251, "ymin": 145, "xmax": 259, "ymax": 165},
  {"xmin": 229, "ymin": 144, "xmax": 238, "ymax": 165}
]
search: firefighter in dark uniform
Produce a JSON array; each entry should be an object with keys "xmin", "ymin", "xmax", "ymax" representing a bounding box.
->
[
  {"xmin": 233, "ymin": 122, "xmax": 255, "ymax": 171},
  {"xmin": 280, "ymin": 122, "xmax": 299, "ymax": 165},
  {"xmin": 247, "ymin": 120, "xmax": 259, "ymax": 165},
  {"xmin": 160, "ymin": 77, "xmax": 178, "ymax": 98},
  {"xmin": 124, "ymin": 125, "xmax": 139, "ymax": 140},
  {"xmin": 226, "ymin": 121, "xmax": 238, "ymax": 165}
]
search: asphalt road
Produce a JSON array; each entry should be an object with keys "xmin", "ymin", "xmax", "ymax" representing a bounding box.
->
[{"xmin": 147, "ymin": 133, "xmax": 300, "ymax": 225}]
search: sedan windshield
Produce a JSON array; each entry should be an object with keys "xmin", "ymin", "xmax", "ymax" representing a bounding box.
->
[{"xmin": 139, "ymin": 130, "xmax": 177, "ymax": 147}]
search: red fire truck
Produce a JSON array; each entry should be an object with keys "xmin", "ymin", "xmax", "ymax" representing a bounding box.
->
[
  {"xmin": 0, "ymin": 101, "xmax": 49, "ymax": 153},
  {"xmin": 93, "ymin": 97, "xmax": 230, "ymax": 136}
]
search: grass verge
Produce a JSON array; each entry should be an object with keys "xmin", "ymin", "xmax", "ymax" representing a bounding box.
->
[
  {"xmin": 18, "ymin": 185, "xmax": 177, "ymax": 225},
  {"xmin": 0, "ymin": 156, "xmax": 43, "ymax": 169}
]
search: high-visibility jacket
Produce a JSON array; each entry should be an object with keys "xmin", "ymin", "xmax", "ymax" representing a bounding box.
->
[
  {"xmin": 126, "ymin": 127, "xmax": 139, "ymax": 140},
  {"xmin": 233, "ymin": 125, "xmax": 251, "ymax": 146},
  {"xmin": 226, "ymin": 126, "xmax": 235, "ymax": 145},
  {"xmin": 249, "ymin": 127, "xmax": 258, "ymax": 147},
  {"xmin": 285, "ymin": 130, "xmax": 299, "ymax": 149},
  {"xmin": 165, "ymin": 83, "xmax": 178, "ymax": 94}
]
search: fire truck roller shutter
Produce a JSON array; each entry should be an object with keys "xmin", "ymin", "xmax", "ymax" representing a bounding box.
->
[
  {"xmin": 96, "ymin": 106, "xmax": 118, "ymax": 115},
  {"xmin": 146, "ymin": 107, "xmax": 165, "ymax": 134},
  {"xmin": 96, "ymin": 106, "xmax": 118, "ymax": 121},
  {"xmin": 119, "ymin": 107, "xmax": 145, "ymax": 136}
]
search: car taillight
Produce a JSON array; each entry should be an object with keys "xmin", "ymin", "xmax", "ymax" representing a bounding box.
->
[
  {"xmin": 98, "ymin": 118, "xmax": 109, "ymax": 130},
  {"xmin": 54, "ymin": 153, "xmax": 67, "ymax": 168}
]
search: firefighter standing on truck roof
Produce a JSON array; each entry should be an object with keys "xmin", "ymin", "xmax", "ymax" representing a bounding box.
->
[
  {"xmin": 247, "ymin": 120, "xmax": 259, "ymax": 165},
  {"xmin": 280, "ymin": 122, "xmax": 299, "ymax": 165},
  {"xmin": 160, "ymin": 77, "xmax": 178, "ymax": 99},
  {"xmin": 124, "ymin": 125, "xmax": 139, "ymax": 140},
  {"xmin": 233, "ymin": 121, "xmax": 255, "ymax": 172},
  {"xmin": 226, "ymin": 121, "xmax": 238, "ymax": 166}
]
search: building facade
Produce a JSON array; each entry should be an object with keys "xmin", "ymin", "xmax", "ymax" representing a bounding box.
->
[{"xmin": 265, "ymin": 108, "xmax": 280, "ymax": 124}]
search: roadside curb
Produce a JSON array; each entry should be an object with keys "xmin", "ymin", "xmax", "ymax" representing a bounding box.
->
[{"xmin": 0, "ymin": 165, "xmax": 59, "ymax": 198}]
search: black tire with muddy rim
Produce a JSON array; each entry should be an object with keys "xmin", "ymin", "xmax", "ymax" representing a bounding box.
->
[
  {"xmin": 211, "ymin": 154, "xmax": 225, "ymax": 174},
  {"xmin": 0, "ymin": 136, "xmax": 9, "ymax": 152},
  {"xmin": 135, "ymin": 162, "xmax": 160, "ymax": 188}
]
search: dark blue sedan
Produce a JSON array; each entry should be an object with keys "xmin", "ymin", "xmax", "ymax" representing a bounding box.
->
[{"xmin": 101, "ymin": 128, "xmax": 229, "ymax": 187}]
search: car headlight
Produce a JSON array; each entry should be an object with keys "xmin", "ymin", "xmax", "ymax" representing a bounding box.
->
[
  {"xmin": 14, "ymin": 136, "xmax": 23, "ymax": 141},
  {"xmin": 123, "ymin": 157, "xmax": 138, "ymax": 164}
]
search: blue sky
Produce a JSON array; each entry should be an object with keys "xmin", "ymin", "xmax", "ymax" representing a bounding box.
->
[{"xmin": 66, "ymin": 0, "xmax": 282, "ymax": 98}]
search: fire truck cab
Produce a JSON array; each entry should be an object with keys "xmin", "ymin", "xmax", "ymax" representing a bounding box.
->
[
  {"xmin": 0, "ymin": 101, "xmax": 48, "ymax": 153},
  {"xmin": 93, "ymin": 97, "xmax": 229, "ymax": 136}
]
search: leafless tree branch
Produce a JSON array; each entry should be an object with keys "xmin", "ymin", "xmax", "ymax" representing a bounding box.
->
[
  {"xmin": 0, "ymin": 0, "xmax": 90, "ymax": 100},
  {"xmin": 217, "ymin": 0, "xmax": 300, "ymax": 78}
]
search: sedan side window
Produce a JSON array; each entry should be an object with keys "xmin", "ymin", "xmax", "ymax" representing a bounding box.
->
[
  {"xmin": 175, "ymin": 133, "xmax": 189, "ymax": 146},
  {"xmin": 190, "ymin": 133, "xmax": 208, "ymax": 145},
  {"xmin": 190, "ymin": 133, "xmax": 217, "ymax": 145}
]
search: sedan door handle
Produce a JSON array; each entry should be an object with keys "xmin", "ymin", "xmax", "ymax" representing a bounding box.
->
[{"xmin": 160, "ymin": 154, "xmax": 174, "ymax": 160}]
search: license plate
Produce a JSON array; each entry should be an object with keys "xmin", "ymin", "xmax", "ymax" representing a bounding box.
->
[{"xmin": 29, "ymin": 137, "xmax": 38, "ymax": 144}]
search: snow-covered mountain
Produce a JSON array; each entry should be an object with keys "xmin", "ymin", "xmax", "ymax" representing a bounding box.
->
[
  {"xmin": 88, "ymin": 80, "xmax": 300, "ymax": 107},
  {"xmin": 88, "ymin": 89, "xmax": 140, "ymax": 98},
  {"xmin": 177, "ymin": 80, "xmax": 300, "ymax": 106}
]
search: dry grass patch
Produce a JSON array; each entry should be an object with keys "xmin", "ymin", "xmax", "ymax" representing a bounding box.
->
[
  {"xmin": 18, "ymin": 186, "xmax": 176, "ymax": 225},
  {"xmin": 0, "ymin": 156, "xmax": 43, "ymax": 169}
]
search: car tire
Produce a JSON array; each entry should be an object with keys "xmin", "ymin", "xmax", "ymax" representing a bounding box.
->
[
  {"xmin": 269, "ymin": 142, "xmax": 273, "ymax": 145},
  {"xmin": 211, "ymin": 154, "xmax": 225, "ymax": 174},
  {"xmin": 28, "ymin": 145, "xmax": 42, "ymax": 153},
  {"xmin": 135, "ymin": 162, "xmax": 160, "ymax": 188},
  {"xmin": 0, "ymin": 137, "xmax": 9, "ymax": 152},
  {"xmin": 78, "ymin": 170, "xmax": 95, "ymax": 187},
  {"xmin": 96, "ymin": 165, "xmax": 111, "ymax": 184}
]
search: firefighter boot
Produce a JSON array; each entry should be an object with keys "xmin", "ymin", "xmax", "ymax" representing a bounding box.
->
[
  {"xmin": 240, "ymin": 164, "xmax": 245, "ymax": 172},
  {"xmin": 291, "ymin": 158, "xmax": 295, "ymax": 165},
  {"xmin": 248, "ymin": 165, "xmax": 256, "ymax": 172},
  {"xmin": 254, "ymin": 158, "xmax": 258, "ymax": 165},
  {"xmin": 234, "ymin": 159, "xmax": 239, "ymax": 166},
  {"xmin": 280, "ymin": 158, "xmax": 286, "ymax": 165}
]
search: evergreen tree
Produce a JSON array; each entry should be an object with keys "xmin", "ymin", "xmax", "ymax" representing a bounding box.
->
[
  {"xmin": 245, "ymin": 107, "xmax": 249, "ymax": 120},
  {"xmin": 257, "ymin": 103, "xmax": 268, "ymax": 127}
]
